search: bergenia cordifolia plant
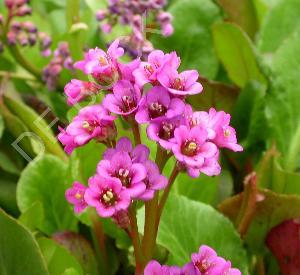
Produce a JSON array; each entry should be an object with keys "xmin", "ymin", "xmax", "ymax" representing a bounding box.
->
[
  {"xmin": 59, "ymin": 39, "xmax": 243, "ymax": 275},
  {"xmin": 96, "ymin": 0, "xmax": 173, "ymax": 58}
]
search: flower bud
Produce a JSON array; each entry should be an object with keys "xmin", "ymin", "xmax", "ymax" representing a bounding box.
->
[
  {"xmin": 22, "ymin": 21, "xmax": 37, "ymax": 33},
  {"xmin": 96, "ymin": 9, "xmax": 107, "ymax": 21},
  {"xmin": 112, "ymin": 210, "xmax": 130, "ymax": 229},
  {"xmin": 7, "ymin": 31, "xmax": 17, "ymax": 45},
  {"xmin": 17, "ymin": 32, "xmax": 28, "ymax": 46},
  {"xmin": 28, "ymin": 33, "xmax": 36, "ymax": 46},
  {"xmin": 16, "ymin": 5, "xmax": 32, "ymax": 16}
]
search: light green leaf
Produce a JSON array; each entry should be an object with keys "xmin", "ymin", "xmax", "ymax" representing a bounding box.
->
[
  {"xmin": 17, "ymin": 155, "xmax": 77, "ymax": 235},
  {"xmin": 38, "ymin": 238, "xmax": 83, "ymax": 275},
  {"xmin": 258, "ymin": 0, "xmax": 300, "ymax": 53},
  {"xmin": 174, "ymin": 171, "xmax": 233, "ymax": 206},
  {"xmin": 265, "ymin": 29, "xmax": 300, "ymax": 171},
  {"xmin": 84, "ymin": 0, "xmax": 106, "ymax": 11},
  {"xmin": 0, "ymin": 209, "xmax": 49, "ymax": 275},
  {"xmin": 62, "ymin": 268, "xmax": 81, "ymax": 275},
  {"xmin": 19, "ymin": 201, "xmax": 44, "ymax": 231},
  {"xmin": 152, "ymin": 0, "xmax": 221, "ymax": 79},
  {"xmin": 156, "ymin": 195, "xmax": 248, "ymax": 273},
  {"xmin": 217, "ymin": 0, "xmax": 259, "ymax": 39},
  {"xmin": 0, "ymin": 151, "xmax": 21, "ymax": 175},
  {"xmin": 213, "ymin": 22, "xmax": 266, "ymax": 87}
]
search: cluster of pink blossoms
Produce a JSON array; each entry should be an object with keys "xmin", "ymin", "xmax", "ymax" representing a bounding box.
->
[
  {"xmin": 59, "ymin": 38, "xmax": 242, "ymax": 215},
  {"xmin": 144, "ymin": 245, "xmax": 241, "ymax": 275},
  {"xmin": 0, "ymin": 0, "xmax": 52, "ymax": 56},
  {"xmin": 96, "ymin": 0, "xmax": 173, "ymax": 58}
]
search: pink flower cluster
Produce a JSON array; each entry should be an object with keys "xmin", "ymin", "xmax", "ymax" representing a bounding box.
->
[
  {"xmin": 59, "ymin": 39, "xmax": 242, "ymax": 178},
  {"xmin": 144, "ymin": 245, "xmax": 241, "ymax": 275},
  {"xmin": 60, "ymin": 39, "xmax": 242, "ymax": 217},
  {"xmin": 65, "ymin": 137, "xmax": 167, "ymax": 217},
  {"xmin": 0, "ymin": 0, "xmax": 52, "ymax": 56},
  {"xmin": 96, "ymin": 0, "xmax": 173, "ymax": 58}
]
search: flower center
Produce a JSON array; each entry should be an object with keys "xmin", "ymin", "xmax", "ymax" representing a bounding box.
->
[
  {"xmin": 195, "ymin": 259, "xmax": 210, "ymax": 273},
  {"xmin": 171, "ymin": 77, "xmax": 184, "ymax": 90},
  {"xmin": 101, "ymin": 189, "xmax": 117, "ymax": 206},
  {"xmin": 82, "ymin": 120, "xmax": 97, "ymax": 132},
  {"xmin": 144, "ymin": 64, "xmax": 154, "ymax": 75},
  {"xmin": 121, "ymin": 95, "xmax": 136, "ymax": 112},
  {"xmin": 75, "ymin": 193, "xmax": 82, "ymax": 200},
  {"xmin": 181, "ymin": 140, "xmax": 198, "ymax": 156},
  {"xmin": 224, "ymin": 128, "xmax": 231, "ymax": 138},
  {"xmin": 117, "ymin": 168, "xmax": 131, "ymax": 187},
  {"xmin": 149, "ymin": 102, "xmax": 167, "ymax": 119},
  {"xmin": 159, "ymin": 122, "xmax": 175, "ymax": 140},
  {"xmin": 99, "ymin": 56, "xmax": 108, "ymax": 66}
]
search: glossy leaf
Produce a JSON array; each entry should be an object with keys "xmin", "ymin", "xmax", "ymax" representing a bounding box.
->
[
  {"xmin": 0, "ymin": 209, "xmax": 49, "ymax": 275},
  {"xmin": 156, "ymin": 195, "xmax": 248, "ymax": 273},
  {"xmin": 17, "ymin": 155, "xmax": 77, "ymax": 235},
  {"xmin": 38, "ymin": 238, "xmax": 83, "ymax": 275},
  {"xmin": 213, "ymin": 22, "xmax": 266, "ymax": 87},
  {"xmin": 217, "ymin": 0, "xmax": 259, "ymax": 39}
]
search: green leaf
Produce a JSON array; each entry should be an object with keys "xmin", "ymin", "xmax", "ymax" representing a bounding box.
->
[
  {"xmin": 19, "ymin": 201, "xmax": 44, "ymax": 231},
  {"xmin": 0, "ymin": 209, "xmax": 49, "ymax": 275},
  {"xmin": 0, "ymin": 113, "xmax": 4, "ymax": 139},
  {"xmin": 62, "ymin": 268, "xmax": 81, "ymax": 275},
  {"xmin": 213, "ymin": 22, "xmax": 266, "ymax": 87},
  {"xmin": 0, "ymin": 178, "xmax": 19, "ymax": 216},
  {"xmin": 265, "ymin": 29, "xmax": 300, "ymax": 171},
  {"xmin": 174, "ymin": 171, "xmax": 233, "ymax": 206},
  {"xmin": 152, "ymin": 0, "xmax": 221, "ymax": 79},
  {"xmin": 217, "ymin": 0, "xmax": 259, "ymax": 39},
  {"xmin": 38, "ymin": 238, "xmax": 83, "ymax": 275},
  {"xmin": 17, "ymin": 155, "xmax": 77, "ymax": 235},
  {"xmin": 4, "ymin": 96, "xmax": 67, "ymax": 161},
  {"xmin": 156, "ymin": 195, "xmax": 248, "ymax": 273},
  {"xmin": 0, "ymin": 151, "xmax": 21, "ymax": 175},
  {"xmin": 258, "ymin": 0, "xmax": 300, "ymax": 53},
  {"xmin": 84, "ymin": 0, "xmax": 106, "ymax": 11},
  {"xmin": 220, "ymin": 189, "xmax": 300, "ymax": 254},
  {"xmin": 52, "ymin": 231, "xmax": 98, "ymax": 275}
]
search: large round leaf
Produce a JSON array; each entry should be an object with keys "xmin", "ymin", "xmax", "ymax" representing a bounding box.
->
[
  {"xmin": 0, "ymin": 210, "xmax": 49, "ymax": 275},
  {"xmin": 157, "ymin": 195, "xmax": 248, "ymax": 273},
  {"xmin": 17, "ymin": 154, "xmax": 77, "ymax": 235}
]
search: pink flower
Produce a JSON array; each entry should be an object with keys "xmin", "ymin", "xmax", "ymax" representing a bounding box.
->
[
  {"xmin": 143, "ymin": 260, "xmax": 173, "ymax": 275},
  {"xmin": 191, "ymin": 245, "xmax": 227, "ymax": 275},
  {"xmin": 58, "ymin": 105, "xmax": 116, "ymax": 154},
  {"xmin": 97, "ymin": 151, "xmax": 147, "ymax": 198},
  {"xmin": 103, "ymin": 80, "xmax": 142, "ymax": 116},
  {"xmin": 186, "ymin": 152, "xmax": 221, "ymax": 178},
  {"xmin": 65, "ymin": 182, "xmax": 88, "ymax": 214},
  {"xmin": 84, "ymin": 175, "xmax": 131, "ymax": 217},
  {"xmin": 171, "ymin": 125, "xmax": 218, "ymax": 168},
  {"xmin": 74, "ymin": 39, "xmax": 124, "ymax": 85},
  {"xmin": 158, "ymin": 68, "xmax": 203, "ymax": 96},
  {"xmin": 133, "ymin": 50, "xmax": 180, "ymax": 87},
  {"xmin": 186, "ymin": 107, "xmax": 243, "ymax": 152},
  {"xmin": 147, "ymin": 116, "xmax": 185, "ymax": 150},
  {"xmin": 103, "ymin": 137, "xmax": 150, "ymax": 163},
  {"xmin": 64, "ymin": 79, "xmax": 100, "ymax": 106},
  {"xmin": 135, "ymin": 86, "xmax": 185, "ymax": 124},
  {"xmin": 138, "ymin": 160, "xmax": 168, "ymax": 201}
]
